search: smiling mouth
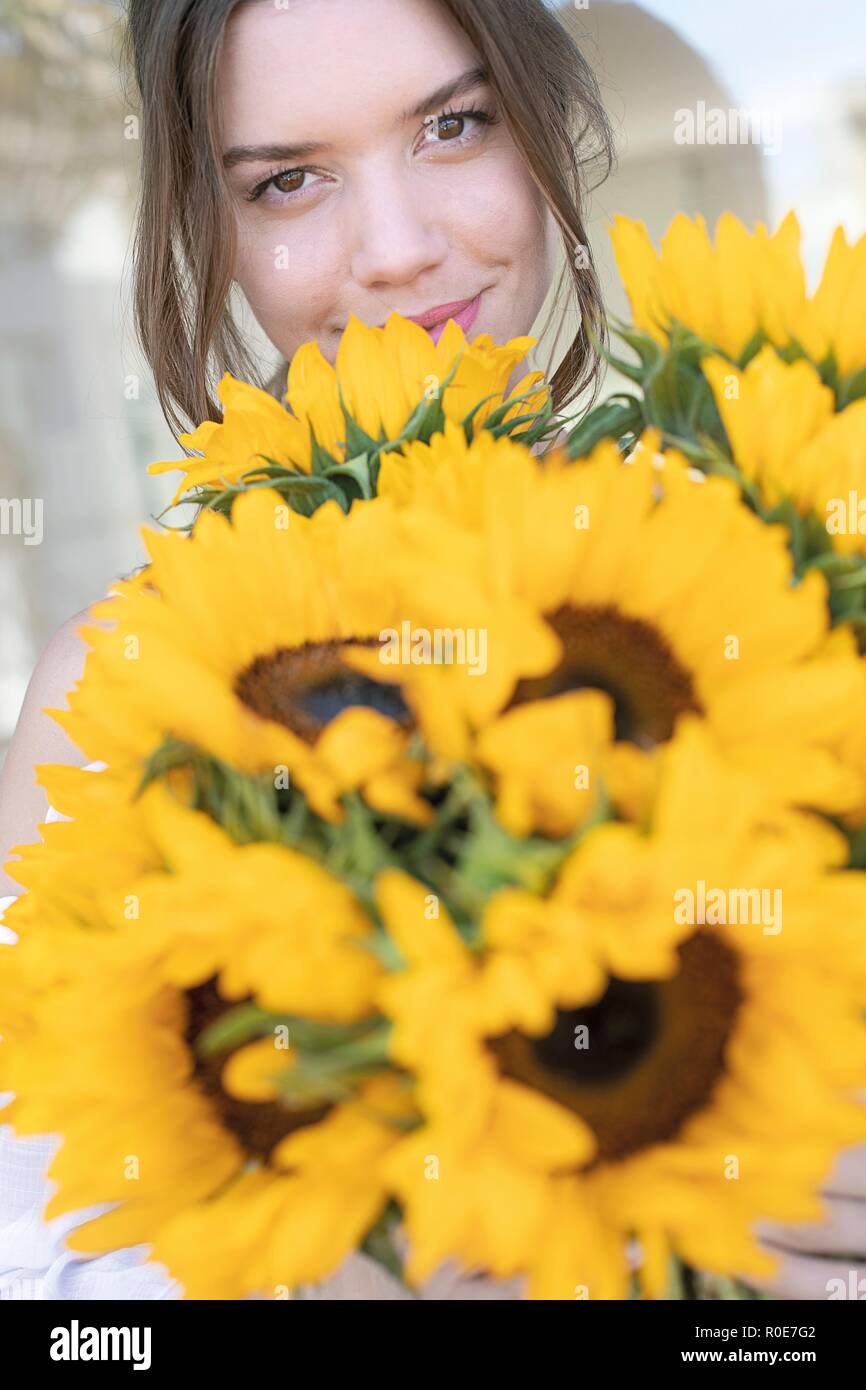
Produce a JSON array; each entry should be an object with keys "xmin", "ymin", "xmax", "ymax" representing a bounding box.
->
[
  {"xmin": 405, "ymin": 295, "xmax": 480, "ymax": 329},
  {"xmin": 371, "ymin": 291, "xmax": 485, "ymax": 333}
]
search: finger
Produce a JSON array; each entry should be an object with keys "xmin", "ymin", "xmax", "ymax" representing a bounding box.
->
[
  {"xmin": 742, "ymin": 1249, "xmax": 866, "ymax": 1300},
  {"xmin": 296, "ymin": 1250, "xmax": 417, "ymax": 1300},
  {"xmin": 822, "ymin": 1142, "xmax": 866, "ymax": 1199},
  {"xmin": 756, "ymin": 1199, "xmax": 866, "ymax": 1256},
  {"xmin": 420, "ymin": 1265, "xmax": 527, "ymax": 1299},
  {"xmin": 394, "ymin": 1225, "xmax": 527, "ymax": 1298}
]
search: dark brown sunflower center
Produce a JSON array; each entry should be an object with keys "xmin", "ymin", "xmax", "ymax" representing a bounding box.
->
[
  {"xmin": 234, "ymin": 640, "xmax": 414, "ymax": 742},
  {"xmin": 488, "ymin": 932, "xmax": 742, "ymax": 1165},
  {"xmin": 183, "ymin": 977, "xmax": 330, "ymax": 1163},
  {"xmin": 510, "ymin": 604, "xmax": 700, "ymax": 746}
]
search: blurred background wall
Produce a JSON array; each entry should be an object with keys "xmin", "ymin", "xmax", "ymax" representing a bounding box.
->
[{"xmin": 1, "ymin": 0, "xmax": 866, "ymax": 764}]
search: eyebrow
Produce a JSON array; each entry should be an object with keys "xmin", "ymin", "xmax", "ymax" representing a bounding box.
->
[{"xmin": 221, "ymin": 64, "xmax": 489, "ymax": 169}]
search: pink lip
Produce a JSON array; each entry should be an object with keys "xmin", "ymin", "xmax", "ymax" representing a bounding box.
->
[
  {"xmin": 378, "ymin": 294, "xmax": 483, "ymax": 342},
  {"xmin": 408, "ymin": 294, "xmax": 480, "ymax": 328}
]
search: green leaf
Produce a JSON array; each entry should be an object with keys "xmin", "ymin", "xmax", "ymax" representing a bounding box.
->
[
  {"xmin": 336, "ymin": 379, "xmax": 383, "ymax": 458},
  {"xmin": 512, "ymin": 397, "xmax": 557, "ymax": 448},
  {"xmin": 307, "ymin": 422, "xmax": 341, "ymax": 476},
  {"xmin": 399, "ymin": 360, "xmax": 467, "ymax": 444},
  {"xmin": 274, "ymin": 474, "xmax": 350, "ymax": 516},
  {"xmin": 356, "ymin": 931, "xmax": 407, "ymax": 970},
  {"xmin": 477, "ymin": 381, "xmax": 548, "ymax": 434},
  {"xmin": 270, "ymin": 1022, "xmax": 394, "ymax": 1102},
  {"xmin": 838, "ymin": 363, "xmax": 866, "ymax": 409},
  {"xmin": 324, "ymin": 453, "xmax": 375, "ymax": 500},
  {"xmin": 606, "ymin": 321, "xmax": 665, "ymax": 380},
  {"xmin": 486, "ymin": 409, "xmax": 550, "ymax": 440},
  {"xmin": 564, "ymin": 395, "xmax": 645, "ymax": 459},
  {"xmin": 242, "ymin": 458, "xmax": 296, "ymax": 479},
  {"xmin": 736, "ymin": 328, "xmax": 769, "ymax": 368},
  {"xmin": 456, "ymin": 785, "xmax": 578, "ymax": 897},
  {"xmin": 136, "ymin": 736, "xmax": 201, "ymax": 797},
  {"xmin": 398, "ymin": 389, "xmax": 447, "ymax": 445},
  {"xmin": 664, "ymin": 1254, "xmax": 700, "ymax": 1300},
  {"xmin": 845, "ymin": 820, "xmax": 866, "ymax": 868},
  {"xmin": 360, "ymin": 1201, "xmax": 406, "ymax": 1283},
  {"xmin": 195, "ymin": 1003, "xmax": 276, "ymax": 1057}
]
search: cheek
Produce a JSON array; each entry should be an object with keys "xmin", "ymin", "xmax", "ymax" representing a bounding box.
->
[
  {"xmin": 439, "ymin": 147, "xmax": 550, "ymax": 274},
  {"xmin": 233, "ymin": 218, "xmax": 345, "ymax": 352}
]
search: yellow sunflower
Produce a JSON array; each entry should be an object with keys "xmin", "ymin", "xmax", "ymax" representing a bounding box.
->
[
  {"xmin": 793, "ymin": 223, "xmax": 866, "ymax": 377},
  {"xmin": 1, "ymin": 759, "xmax": 159, "ymax": 936},
  {"xmin": 370, "ymin": 421, "xmax": 866, "ymax": 824},
  {"xmin": 609, "ymin": 211, "xmax": 807, "ymax": 361},
  {"xmin": 7, "ymin": 946, "xmax": 409, "ymax": 1299},
  {"xmin": 148, "ymin": 312, "xmax": 547, "ymax": 504},
  {"xmin": 473, "ymin": 689, "xmax": 616, "ymax": 839},
  {"xmin": 704, "ymin": 346, "xmax": 866, "ymax": 555},
  {"xmin": 375, "ymin": 720, "xmax": 866, "ymax": 1298},
  {"xmin": 2, "ymin": 781, "xmax": 407, "ymax": 1299},
  {"xmin": 610, "ymin": 211, "xmax": 866, "ymax": 381},
  {"xmin": 1, "ymin": 764, "xmax": 383, "ymax": 1034},
  {"xmin": 121, "ymin": 784, "xmax": 384, "ymax": 1020},
  {"xmin": 50, "ymin": 489, "xmax": 440, "ymax": 824},
  {"xmin": 53, "ymin": 475, "xmax": 565, "ymax": 824}
]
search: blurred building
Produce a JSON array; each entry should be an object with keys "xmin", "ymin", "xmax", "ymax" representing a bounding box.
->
[
  {"xmin": 0, "ymin": 0, "xmax": 174, "ymax": 752},
  {"xmin": 547, "ymin": 1, "xmax": 768, "ymax": 340}
]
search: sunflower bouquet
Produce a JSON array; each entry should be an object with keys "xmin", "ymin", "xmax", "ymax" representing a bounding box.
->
[{"xmin": 3, "ymin": 221, "xmax": 866, "ymax": 1300}]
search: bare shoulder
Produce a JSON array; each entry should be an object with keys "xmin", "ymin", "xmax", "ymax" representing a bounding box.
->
[
  {"xmin": 22, "ymin": 607, "xmax": 100, "ymax": 707},
  {"xmin": 0, "ymin": 602, "xmax": 115, "ymax": 896}
]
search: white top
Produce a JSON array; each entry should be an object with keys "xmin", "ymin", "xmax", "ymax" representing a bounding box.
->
[{"xmin": 0, "ymin": 765, "xmax": 522, "ymax": 1300}]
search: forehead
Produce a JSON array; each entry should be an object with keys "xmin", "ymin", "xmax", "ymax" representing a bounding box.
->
[{"xmin": 218, "ymin": 0, "xmax": 482, "ymax": 148}]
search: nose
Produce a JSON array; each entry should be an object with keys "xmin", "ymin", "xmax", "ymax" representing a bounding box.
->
[{"xmin": 348, "ymin": 162, "xmax": 449, "ymax": 295}]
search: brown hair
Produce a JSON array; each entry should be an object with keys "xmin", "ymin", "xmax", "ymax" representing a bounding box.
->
[{"xmin": 122, "ymin": 0, "xmax": 613, "ymax": 439}]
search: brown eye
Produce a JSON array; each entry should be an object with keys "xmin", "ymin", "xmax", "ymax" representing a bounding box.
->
[
  {"xmin": 273, "ymin": 170, "xmax": 306, "ymax": 195},
  {"xmin": 437, "ymin": 114, "xmax": 466, "ymax": 142}
]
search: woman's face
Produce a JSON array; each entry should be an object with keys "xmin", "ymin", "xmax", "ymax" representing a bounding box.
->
[{"xmin": 219, "ymin": 0, "xmax": 557, "ymax": 367}]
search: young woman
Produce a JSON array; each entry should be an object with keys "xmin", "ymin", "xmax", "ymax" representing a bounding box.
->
[{"xmin": 1, "ymin": 0, "xmax": 863, "ymax": 1300}]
